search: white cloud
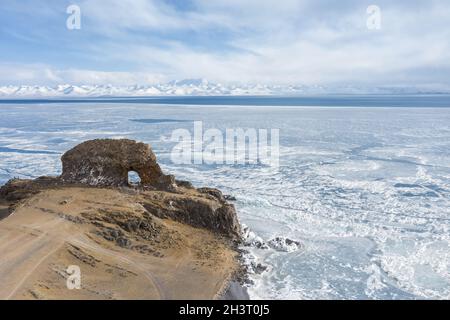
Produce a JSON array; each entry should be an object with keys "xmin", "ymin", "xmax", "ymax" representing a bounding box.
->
[
  {"xmin": 2, "ymin": 0, "xmax": 450, "ymax": 87},
  {"xmin": 0, "ymin": 64, "xmax": 166, "ymax": 86}
]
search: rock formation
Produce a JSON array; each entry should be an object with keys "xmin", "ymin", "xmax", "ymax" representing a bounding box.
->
[
  {"xmin": 60, "ymin": 139, "xmax": 176, "ymax": 190},
  {"xmin": 0, "ymin": 139, "xmax": 242, "ymax": 241},
  {"xmin": 142, "ymin": 187, "xmax": 241, "ymax": 240}
]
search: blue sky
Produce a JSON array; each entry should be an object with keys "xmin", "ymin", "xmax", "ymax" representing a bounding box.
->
[{"xmin": 1, "ymin": 0, "xmax": 449, "ymax": 88}]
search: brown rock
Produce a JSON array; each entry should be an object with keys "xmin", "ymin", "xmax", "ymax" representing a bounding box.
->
[
  {"xmin": 197, "ymin": 187, "xmax": 225, "ymax": 201},
  {"xmin": 60, "ymin": 139, "xmax": 176, "ymax": 190},
  {"xmin": 141, "ymin": 191, "xmax": 241, "ymax": 241},
  {"xmin": 0, "ymin": 139, "xmax": 242, "ymax": 241}
]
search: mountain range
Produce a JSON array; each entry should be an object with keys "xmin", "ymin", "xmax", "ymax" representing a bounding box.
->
[{"xmin": 0, "ymin": 79, "xmax": 448, "ymax": 98}]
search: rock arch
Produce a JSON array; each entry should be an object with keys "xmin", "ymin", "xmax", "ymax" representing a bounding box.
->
[
  {"xmin": 60, "ymin": 139, "xmax": 175, "ymax": 190},
  {"xmin": 127, "ymin": 170, "xmax": 141, "ymax": 185}
]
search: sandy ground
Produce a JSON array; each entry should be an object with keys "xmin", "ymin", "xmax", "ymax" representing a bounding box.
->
[{"xmin": 0, "ymin": 187, "xmax": 238, "ymax": 300}]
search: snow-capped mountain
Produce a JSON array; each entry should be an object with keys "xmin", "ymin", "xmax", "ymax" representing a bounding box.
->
[
  {"xmin": 0, "ymin": 80, "xmax": 289, "ymax": 98},
  {"xmin": 0, "ymin": 80, "xmax": 448, "ymax": 98}
]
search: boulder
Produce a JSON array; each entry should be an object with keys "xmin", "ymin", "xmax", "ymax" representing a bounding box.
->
[{"xmin": 60, "ymin": 139, "xmax": 175, "ymax": 190}]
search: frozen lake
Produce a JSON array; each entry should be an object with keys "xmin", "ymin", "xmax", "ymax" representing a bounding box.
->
[{"xmin": 1, "ymin": 96, "xmax": 449, "ymax": 299}]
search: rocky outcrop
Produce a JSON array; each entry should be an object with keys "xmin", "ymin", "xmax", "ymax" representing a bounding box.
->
[
  {"xmin": 0, "ymin": 177, "xmax": 58, "ymax": 203},
  {"xmin": 60, "ymin": 139, "xmax": 176, "ymax": 190},
  {"xmin": 0, "ymin": 187, "xmax": 242, "ymax": 300},
  {"xmin": 141, "ymin": 191, "xmax": 241, "ymax": 241},
  {"xmin": 0, "ymin": 139, "xmax": 242, "ymax": 241}
]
